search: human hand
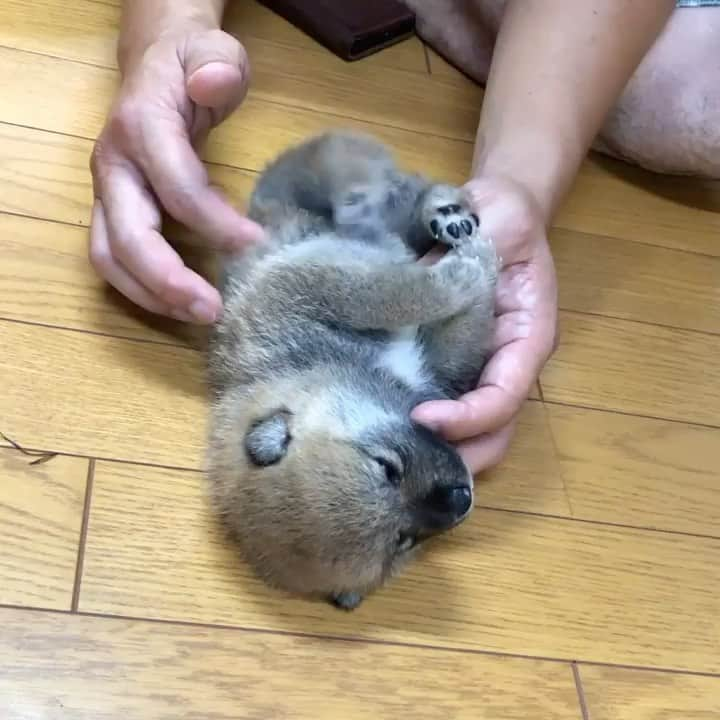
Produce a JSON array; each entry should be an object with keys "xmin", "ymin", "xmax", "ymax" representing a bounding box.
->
[
  {"xmin": 89, "ymin": 28, "xmax": 264, "ymax": 323},
  {"xmin": 412, "ymin": 176, "xmax": 558, "ymax": 473}
]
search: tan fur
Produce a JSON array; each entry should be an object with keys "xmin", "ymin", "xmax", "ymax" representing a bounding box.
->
[{"xmin": 206, "ymin": 131, "xmax": 499, "ymax": 609}]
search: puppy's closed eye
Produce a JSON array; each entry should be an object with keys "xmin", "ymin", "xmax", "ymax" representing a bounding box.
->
[
  {"xmin": 373, "ymin": 455, "xmax": 402, "ymax": 486},
  {"xmin": 245, "ymin": 410, "xmax": 292, "ymax": 466}
]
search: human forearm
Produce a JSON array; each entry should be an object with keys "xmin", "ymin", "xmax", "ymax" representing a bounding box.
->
[
  {"xmin": 118, "ymin": 0, "xmax": 228, "ymax": 74},
  {"xmin": 471, "ymin": 0, "xmax": 675, "ymax": 220}
]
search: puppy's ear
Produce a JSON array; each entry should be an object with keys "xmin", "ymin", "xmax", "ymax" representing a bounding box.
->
[{"xmin": 244, "ymin": 410, "xmax": 292, "ymax": 466}]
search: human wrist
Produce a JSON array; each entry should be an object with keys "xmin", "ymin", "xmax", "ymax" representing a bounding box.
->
[
  {"xmin": 117, "ymin": 0, "xmax": 227, "ymax": 76},
  {"xmin": 470, "ymin": 128, "xmax": 581, "ymax": 226}
]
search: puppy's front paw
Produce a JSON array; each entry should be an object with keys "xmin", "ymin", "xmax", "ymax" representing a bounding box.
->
[
  {"xmin": 454, "ymin": 234, "xmax": 501, "ymax": 283},
  {"xmin": 422, "ymin": 185, "xmax": 480, "ymax": 247}
]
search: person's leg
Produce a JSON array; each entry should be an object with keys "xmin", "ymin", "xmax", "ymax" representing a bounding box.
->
[
  {"xmin": 407, "ymin": 0, "xmax": 720, "ymax": 178},
  {"xmin": 596, "ymin": 5, "xmax": 720, "ymax": 177}
]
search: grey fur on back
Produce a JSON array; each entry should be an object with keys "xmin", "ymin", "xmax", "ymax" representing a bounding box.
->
[{"xmin": 206, "ymin": 130, "xmax": 499, "ymax": 610}]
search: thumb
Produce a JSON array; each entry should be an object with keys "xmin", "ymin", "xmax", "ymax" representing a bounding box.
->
[{"xmin": 184, "ymin": 29, "xmax": 250, "ymax": 111}]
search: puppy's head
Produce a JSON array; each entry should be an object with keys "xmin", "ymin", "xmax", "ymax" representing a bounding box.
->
[{"xmin": 208, "ymin": 379, "xmax": 473, "ymax": 603}]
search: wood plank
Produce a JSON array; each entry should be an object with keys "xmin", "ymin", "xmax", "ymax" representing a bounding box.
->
[
  {"xmin": 0, "ymin": 122, "xmax": 93, "ymax": 226},
  {"xmin": 0, "ymin": 120, "xmax": 257, "ymax": 230},
  {"xmin": 551, "ymin": 227, "xmax": 720, "ymax": 334},
  {"xmin": 0, "ymin": 47, "xmax": 115, "ymax": 138},
  {"xmin": 225, "ymin": 1, "xmax": 429, "ymax": 75},
  {"xmin": 548, "ymin": 404, "xmax": 720, "ymax": 537},
  {"xmin": 541, "ymin": 312, "xmax": 720, "ymax": 427},
  {"xmin": 479, "ymin": 401, "xmax": 569, "ymax": 515},
  {"xmin": 0, "ymin": 608, "xmax": 582, "ymax": 720},
  {"xmin": 0, "ymin": 213, "xmax": 201, "ymax": 347},
  {"xmin": 556, "ymin": 156, "xmax": 720, "ymax": 258},
  {"xmin": 0, "ymin": 29, "xmax": 477, "ymax": 146},
  {"xmin": 80, "ymin": 459, "xmax": 720, "ymax": 673},
  {"xmin": 0, "ymin": 447, "xmax": 86, "ymax": 609},
  {"xmin": 0, "ymin": 320, "xmax": 206, "ymax": 468},
  {"xmin": 1, "ymin": 44, "xmax": 716, "ymax": 260},
  {"xmin": 208, "ymin": 98, "xmax": 475, "ymax": 182},
  {"xmin": 579, "ymin": 665, "xmax": 720, "ymax": 720},
  {"xmin": 0, "ymin": 0, "xmax": 119, "ymax": 68},
  {"xmin": 53, "ymin": 0, "xmax": 429, "ymax": 74},
  {"xmin": 4, "ymin": 123, "xmax": 717, "ymax": 347},
  {"xmin": 0, "ymin": 319, "xmax": 543, "ymax": 482}
]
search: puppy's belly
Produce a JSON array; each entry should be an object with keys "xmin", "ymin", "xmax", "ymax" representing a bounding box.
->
[{"xmin": 376, "ymin": 326, "xmax": 431, "ymax": 390}]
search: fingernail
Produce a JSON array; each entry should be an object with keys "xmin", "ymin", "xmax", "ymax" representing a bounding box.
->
[
  {"xmin": 170, "ymin": 308, "xmax": 195, "ymax": 323},
  {"xmin": 189, "ymin": 299, "xmax": 218, "ymax": 324},
  {"xmin": 410, "ymin": 408, "xmax": 442, "ymax": 430}
]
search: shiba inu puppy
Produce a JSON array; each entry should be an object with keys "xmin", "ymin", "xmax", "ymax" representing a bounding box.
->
[{"xmin": 207, "ymin": 131, "xmax": 499, "ymax": 610}]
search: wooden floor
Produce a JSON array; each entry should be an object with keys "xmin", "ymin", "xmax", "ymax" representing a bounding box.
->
[{"xmin": 1, "ymin": 1, "xmax": 719, "ymax": 717}]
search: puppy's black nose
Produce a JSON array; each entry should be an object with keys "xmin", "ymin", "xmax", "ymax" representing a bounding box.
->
[
  {"xmin": 426, "ymin": 485, "xmax": 472, "ymax": 520},
  {"xmin": 447, "ymin": 486, "xmax": 472, "ymax": 516}
]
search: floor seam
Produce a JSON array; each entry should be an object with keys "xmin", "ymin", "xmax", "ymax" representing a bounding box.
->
[
  {"xmin": 538, "ymin": 397, "xmax": 576, "ymax": 517},
  {"xmin": 3, "ymin": 118, "xmax": 719, "ymax": 259},
  {"xmin": 0, "ymin": 316, "xmax": 199, "ymax": 352},
  {"xmin": 1, "ymin": 603, "xmax": 718, "ymax": 678},
  {"xmin": 71, "ymin": 458, "xmax": 95, "ymax": 613},
  {"xmin": 572, "ymin": 662, "xmax": 591, "ymax": 720},
  {"xmin": 2, "ymin": 437, "xmax": 717, "ymax": 540},
  {"xmin": 541, "ymin": 398, "xmax": 720, "ymax": 432}
]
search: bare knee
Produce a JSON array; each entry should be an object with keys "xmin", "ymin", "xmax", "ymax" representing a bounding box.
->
[{"xmin": 596, "ymin": 9, "xmax": 720, "ymax": 179}]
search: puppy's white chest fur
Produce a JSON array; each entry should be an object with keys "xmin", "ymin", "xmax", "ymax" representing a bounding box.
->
[{"xmin": 377, "ymin": 326, "xmax": 430, "ymax": 389}]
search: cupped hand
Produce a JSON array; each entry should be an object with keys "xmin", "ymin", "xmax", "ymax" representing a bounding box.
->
[
  {"xmin": 89, "ymin": 29, "xmax": 264, "ymax": 323},
  {"xmin": 412, "ymin": 176, "xmax": 559, "ymax": 474}
]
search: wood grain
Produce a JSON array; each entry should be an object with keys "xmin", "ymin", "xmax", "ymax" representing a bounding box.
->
[
  {"xmin": 0, "ymin": 448, "xmax": 86, "ymax": 609},
  {"xmin": 0, "ymin": 320, "xmax": 207, "ymax": 468},
  {"xmin": 556, "ymin": 156, "xmax": 720, "ymax": 257},
  {"xmin": 0, "ymin": 122, "xmax": 93, "ymax": 225},
  {"xmin": 225, "ymin": 1, "xmax": 429, "ymax": 75},
  {"xmin": 79, "ymin": 459, "xmax": 720, "ymax": 673},
  {"xmin": 579, "ymin": 665, "xmax": 720, "ymax": 720},
  {"xmin": 478, "ymin": 400, "xmax": 569, "ymax": 515},
  {"xmin": 0, "ymin": 608, "xmax": 582, "ymax": 720},
  {"xmin": 551, "ymin": 227, "xmax": 720, "ymax": 334},
  {"xmin": 0, "ymin": 166, "xmax": 254, "ymax": 347},
  {"xmin": 0, "ymin": 121, "xmax": 257, "ymax": 229},
  {"xmin": 2, "ymin": 0, "xmax": 720, "ymax": 691},
  {"xmin": 1, "ymin": 42, "xmax": 717, "ymax": 259},
  {"xmin": 0, "ymin": 319, "xmax": 543, "ymax": 485},
  {"xmin": 548, "ymin": 404, "xmax": 720, "ymax": 537},
  {"xmin": 0, "ymin": 0, "xmax": 429, "ymax": 75},
  {"xmin": 541, "ymin": 312, "xmax": 720, "ymax": 426}
]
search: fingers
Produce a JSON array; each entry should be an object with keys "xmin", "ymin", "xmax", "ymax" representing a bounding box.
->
[
  {"xmin": 456, "ymin": 419, "xmax": 518, "ymax": 476},
  {"xmin": 89, "ymin": 200, "xmax": 191, "ymax": 320},
  {"xmin": 412, "ymin": 379, "xmax": 522, "ymax": 441},
  {"xmin": 136, "ymin": 113, "xmax": 264, "ymax": 251},
  {"xmin": 412, "ymin": 258, "xmax": 557, "ymax": 442},
  {"xmin": 92, "ymin": 161, "xmax": 223, "ymax": 323},
  {"xmin": 184, "ymin": 29, "xmax": 251, "ymax": 111}
]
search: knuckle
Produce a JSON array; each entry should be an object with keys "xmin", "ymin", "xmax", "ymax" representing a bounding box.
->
[
  {"xmin": 161, "ymin": 184, "xmax": 198, "ymax": 221},
  {"xmin": 153, "ymin": 271, "xmax": 187, "ymax": 304},
  {"xmin": 89, "ymin": 135, "xmax": 112, "ymax": 180},
  {"xmin": 107, "ymin": 99, "xmax": 142, "ymax": 145}
]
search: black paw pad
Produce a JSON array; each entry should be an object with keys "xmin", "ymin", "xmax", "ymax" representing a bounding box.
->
[
  {"xmin": 460, "ymin": 219, "xmax": 473, "ymax": 235},
  {"xmin": 471, "ymin": 213, "xmax": 480, "ymax": 226},
  {"xmin": 447, "ymin": 223, "xmax": 460, "ymax": 239},
  {"xmin": 430, "ymin": 219, "xmax": 440, "ymax": 238}
]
